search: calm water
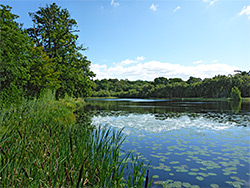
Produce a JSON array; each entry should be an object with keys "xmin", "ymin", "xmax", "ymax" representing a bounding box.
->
[{"xmin": 84, "ymin": 99, "xmax": 250, "ymax": 188}]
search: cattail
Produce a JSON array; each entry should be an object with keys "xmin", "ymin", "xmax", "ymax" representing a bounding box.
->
[
  {"xmin": 0, "ymin": 146, "xmax": 6, "ymax": 156},
  {"xmin": 17, "ymin": 129, "xmax": 22, "ymax": 139},
  {"xmin": 76, "ymin": 164, "xmax": 83, "ymax": 188},
  {"xmin": 69, "ymin": 133, "xmax": 73, "ymax": 153},
  {"xmin": 22, "ymin": 167, "xmax": 29, "ymax": 178},
  {"xmin": 145, "ymin": 169, "xmax": 149, "ymax": 188}
]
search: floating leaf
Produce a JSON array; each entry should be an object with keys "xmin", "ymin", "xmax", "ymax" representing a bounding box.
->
[
  {"xmin": 152, "ymin": 175, "xmax": 159, "ymax": 179},
  {"xmin": 210, "ymin": 184, "xmax": 219, "ymax": 188},
  {"xmin": 196, "ymin": 176, "xmax": 204, "ymax": 181},
  {"xmin": 200, "ymin": 168, "xmax": 207, "ymax": 171},
  {"xmin": 182, "ymin": 182, "xmax": 191, "ymax": 187},
  {"xmin": 154, "ymin": 181, "xmax": 164, "ymax": 185},
  {"xmin": 164, "ymin": 168, "xmax": 171, "ymax": 171},
  {"xmin": 170, "ymin": 161, "xmax": 180, "ymax": 164}
]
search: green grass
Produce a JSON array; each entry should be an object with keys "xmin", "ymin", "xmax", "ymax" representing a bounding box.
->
[{"xmin": 0, "ymin": 91, "xmax": 152, "ymax": 187}]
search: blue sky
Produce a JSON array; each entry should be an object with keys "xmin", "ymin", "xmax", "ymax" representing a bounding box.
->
[{"xmin": 2, "ymin": 0, "xmax": 250, "ymax": 80}]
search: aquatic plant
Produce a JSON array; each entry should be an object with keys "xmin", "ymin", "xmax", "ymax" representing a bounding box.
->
[{"xmin": 0, "ymin": 91, "xmax": 151, "ymax": 187}]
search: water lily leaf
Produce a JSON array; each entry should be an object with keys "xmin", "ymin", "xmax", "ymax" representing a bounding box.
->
[
  {"xmin": 190, "ymin": 168, "xmax": 199, "ymax": 171},
  {"xmin": 182, "ymin": 182, "xmax": 191, "ymax": 187},
  {"xmin": 152, "ymin": 175, "xmax": 159, "ymax": 179},
  {"xmin": 196, "ymin": 176, "xmax": 204, "ymax": 181},
  {"xmin": 210, "ymin": 184, "xmax": 219, "ymax": 188},
  {"xmin": 154, "ymin": 181, "xmax": 164, "ymax": 185},
  {"xmin": 170, "ymin": 161, "xmax": 179, "ymax": 164},
  {"xmin": 188, "ymin": 172, "xmax": 197, "ymax": 176}
]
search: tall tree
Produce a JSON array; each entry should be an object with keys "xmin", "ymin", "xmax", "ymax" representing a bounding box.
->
[
  {"xmin": 27, "ymin": 3, "xmax": 95, "ymax": 98},
  {"xmin": 0, "ymin": 5, "xmax": 31, "ymax": 102}
]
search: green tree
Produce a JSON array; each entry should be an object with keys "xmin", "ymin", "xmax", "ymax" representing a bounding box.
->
[
  {"xmin": 230, "ymin": 86, "xmax": 242, "ymax": 101},
  {"xmin": 27, "ymin": 45, "xmax": 61, "ymax": 96},
  {"xmin": 187, "ymin": 76, "xmax": 202, "ymax": 85},
  {"xmin": 27, "ymin": 3, "xmax": 95, "ymax": 98},
  {"xmin": 0, "ymin": 5, "xmax": 31, "ymax": 103}
]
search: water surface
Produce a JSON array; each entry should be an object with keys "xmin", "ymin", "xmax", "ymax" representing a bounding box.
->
[{"xmin": 85, "ymin": 99, "xmax": 250, "ymax": 188}]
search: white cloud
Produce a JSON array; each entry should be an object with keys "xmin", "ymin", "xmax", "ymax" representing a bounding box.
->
[
  {"xmin": 136, "ymin": 56, "xmax": 145, "ymax": 61},
  {"xmin": 212, "ymin": 60, "xmax": 218, "ymax": 63},
  {"xmin": 193, "ymin": 60, "xmax": 204, "ymax": 64},
  {"xmin": 173, "ymin": 6, "xmax": 181, "ymax": 13},
  {"xmin": 119, "ymin": 56, "xmax": 145, "ymax": 66},
  {"xmin": 202, "ymin": 0, "xmax": 217, "ymax": 6},
  {"xmin": 119, "ymin": 59, "xmax": 137, "ymax": 66},
  {"xmin": 239, "ymin": 5, "xmax": 250, "ymax": 19},
  {"xmin": 111, "ymin": 0, "xmax": 119, "ymax": 8},
  {"xmin": 150, "ymin": 4, "xmax": 159, "ymax": 11},
  {"xmin": 91, "ymin": 58, "xmax": 238, "ymax": 81}
]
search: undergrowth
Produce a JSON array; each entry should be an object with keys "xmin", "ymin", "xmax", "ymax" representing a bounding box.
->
[{"xmin": 0, "ymin": 90, "xmax": 152, "ymax": 187}]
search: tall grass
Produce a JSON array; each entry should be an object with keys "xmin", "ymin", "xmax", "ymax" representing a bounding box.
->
[{"xmin": 0, "ymin": 91, "xmax": 152, "ymax": 187}]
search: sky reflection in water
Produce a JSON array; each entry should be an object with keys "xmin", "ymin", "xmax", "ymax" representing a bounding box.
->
[{"xmin": 87, "ymin": 99, "xmax": 250, "ymax": 188}]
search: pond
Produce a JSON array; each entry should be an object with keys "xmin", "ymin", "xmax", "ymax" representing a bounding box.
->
[{"xmin": 84, "ymin": 98, "xmax": 250, "ymax": 188}]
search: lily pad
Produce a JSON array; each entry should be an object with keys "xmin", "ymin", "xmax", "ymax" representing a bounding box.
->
[
  {"xmin": 170, "ymin": 161, "xmax": 180, "ymax": 164},
  {"xmin": 152, "ymin": 175, "xmax": 159, "ymax": 179},
  {"xmin": 210, "ymin": 184, "xmax": 219, "ymax": 188},
  {"xmin": 154, "ymin": 181, "xmax": 164, "ymax": 185},
  {"xmin": 196, "ymin": 176, "xmax": 204, "ymax": 181},
  {"xmin": 190, "ymin": 168, "xmax": 199, "ymax": 171},
  {"xmin": 182, "ymin": 182, "xmax": 191, "ymax": 187}
]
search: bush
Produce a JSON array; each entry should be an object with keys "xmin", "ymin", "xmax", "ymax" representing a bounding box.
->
[{"xmin": 230, "ymin": 86, "xmax": 242, "ymax": 101}]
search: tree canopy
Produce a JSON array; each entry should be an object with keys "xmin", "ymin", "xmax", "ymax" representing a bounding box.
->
[
  {"xmin": 0, "ymin": 3, "xmax": 95, "ymax": 103},
  {"xmin": 92, "ymin": 72, "xmax": 250, "ymax": 99},
  {"xmin": 27, "ymin": 3, "xmax": 95, "ymax": 98}
]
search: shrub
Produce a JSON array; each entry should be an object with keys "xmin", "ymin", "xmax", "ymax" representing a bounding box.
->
[{"xmin": 230, "ymin": 86, "xmax": 242, "ymax": 101}]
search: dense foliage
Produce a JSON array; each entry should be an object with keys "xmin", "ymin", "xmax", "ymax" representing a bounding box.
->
[
  {"xmin": 230, "ymin": 86, "xmax": 242, "ymax": 101},
  {"xmin": 0, "ymin": 4, "xmax": 152, "ymax": 187},
  {"xmin": 0, "ymin": 4, "xmax": 94, "ymax": 105},
  {"xmin": 92, "ymin": 72, "xmax": 250, "ymax": 99}
]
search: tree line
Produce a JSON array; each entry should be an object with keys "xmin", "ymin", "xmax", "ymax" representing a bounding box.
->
[
  {"xmin": 92, "ymin": 72, "xmax": 250, "ymax": 99},
  {"xmin": 0, "ymin": 3, "xmax": 94, "ymax": 105}
]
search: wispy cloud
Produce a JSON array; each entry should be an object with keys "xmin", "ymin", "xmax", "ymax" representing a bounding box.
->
[
  {"xmin": 173, "ymin": 6, "xmax": 181, "ymax": 13},
  {"xmin": 111, "ymin": 0, "xmax": 119, "ymax": 8},
  {"xmin": 150, "ymin": 4, "xmax": 159, "ymax": 12},
  {"xmin": 239, "ymin": 5, "xmax": 250, "ymax": 19},
  {"xmin": 91, "ymin": 58, "xmax": 237, "ymax": 81},
  {"xmin": 119, "ymin": 56, "xmax": 145, "ymax": 66},
  {"xmin": 202, "ymin": 0, "xmax": 218, "ymax": 6},
  {"xmin": 193, "ymin": 60, "xmax": 204, "ymax": 64}
]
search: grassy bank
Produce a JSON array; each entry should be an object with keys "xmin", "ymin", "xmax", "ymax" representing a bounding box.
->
[{"xmin": 0, "ymin": 91, "xmax": 151, "ymax": 187}]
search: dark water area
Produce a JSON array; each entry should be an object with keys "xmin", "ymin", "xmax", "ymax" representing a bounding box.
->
[{"xmin": 84, "ymin": 99, "xmax": 250, "ymax": 188}]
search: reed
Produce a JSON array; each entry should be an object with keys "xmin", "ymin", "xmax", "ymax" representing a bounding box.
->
[{"xmin": 0, "ymin": 91, "xmax": 152, "ymax": 187}]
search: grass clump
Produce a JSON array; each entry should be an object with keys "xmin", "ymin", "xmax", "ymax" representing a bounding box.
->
[{"xmin": 0, "ymin": 90, "xmax": 151, "ymax": 187}]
